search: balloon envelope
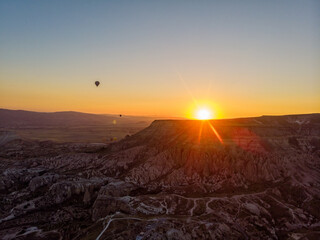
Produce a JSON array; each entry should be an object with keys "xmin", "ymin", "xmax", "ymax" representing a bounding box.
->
[{"xmin": 95, "ymin": 81, "xmax": 100, "ymax": 87}]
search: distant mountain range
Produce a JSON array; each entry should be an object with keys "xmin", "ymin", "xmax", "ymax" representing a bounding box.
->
[{"xmin": 0, "ymin": 108, "xmax": 158, "ymax": 127}]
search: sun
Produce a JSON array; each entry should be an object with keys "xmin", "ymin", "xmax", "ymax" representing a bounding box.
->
[
  {"xmin": 186, "ymin": 101, "xmax": 220, "ymax": 119},
  {"xmin": 195, "ymin": 108, "xmax": 213, "ymax": 120}
]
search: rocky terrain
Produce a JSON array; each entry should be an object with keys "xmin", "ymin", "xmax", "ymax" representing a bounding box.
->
[{"xmin": 0, "ymin": 114, "xmax": 319, "ymax": 239}]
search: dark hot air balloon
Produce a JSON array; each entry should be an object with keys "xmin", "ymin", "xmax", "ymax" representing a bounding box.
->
[
  {"xmin": 95, "ymin": 81, "xmax": 100, "ymax": 87},
  {"xmin": 119, "ymin": 114, "xmax": 122, "ymax": 117}
]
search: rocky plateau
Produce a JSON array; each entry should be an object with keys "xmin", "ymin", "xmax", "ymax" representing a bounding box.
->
[{"xmin": 0, "ymin": 114, "xmax": 320, "ymax": 239}]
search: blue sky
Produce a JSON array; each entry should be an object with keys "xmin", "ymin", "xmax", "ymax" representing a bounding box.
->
[{"xmin": 0, "ymin": 0, "xmax": 319, "ymax": 117}]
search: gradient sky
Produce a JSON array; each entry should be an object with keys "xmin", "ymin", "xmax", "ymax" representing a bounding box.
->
[{"xmin": 0, "ymin": 0, "xmax": 319, "ymax": 118}]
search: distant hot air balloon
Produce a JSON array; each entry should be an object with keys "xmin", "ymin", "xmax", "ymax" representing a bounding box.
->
[
  {"xmin": 95, "ymin": 81, "xmax": 100, "ymax": 87},
  {"xmin": 119, "ymin": 114, "xmax": 122, "ymax": 117}
]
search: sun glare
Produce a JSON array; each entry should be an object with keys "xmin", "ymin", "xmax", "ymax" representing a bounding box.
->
[
  {"xmin": 196, "ymin": 108, "xmax": 213, "ymax": 120},
  {"xmin": 186, "ymin": 101, "xmax": 220, "ymax": 119}
]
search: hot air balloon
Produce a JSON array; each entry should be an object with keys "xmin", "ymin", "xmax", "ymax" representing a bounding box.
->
[
  {"xmin": 95, "ymin": 81, "xmax": 100, "ymax": 87},
  {"xmin": 119, "ymin": 114, "xmax": 122, "ymax": 117}
]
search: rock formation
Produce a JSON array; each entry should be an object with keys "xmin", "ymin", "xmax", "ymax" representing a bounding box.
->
[{"xmin": 0, "ymin": 114, "xmax": 319, "ymax": 239}]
